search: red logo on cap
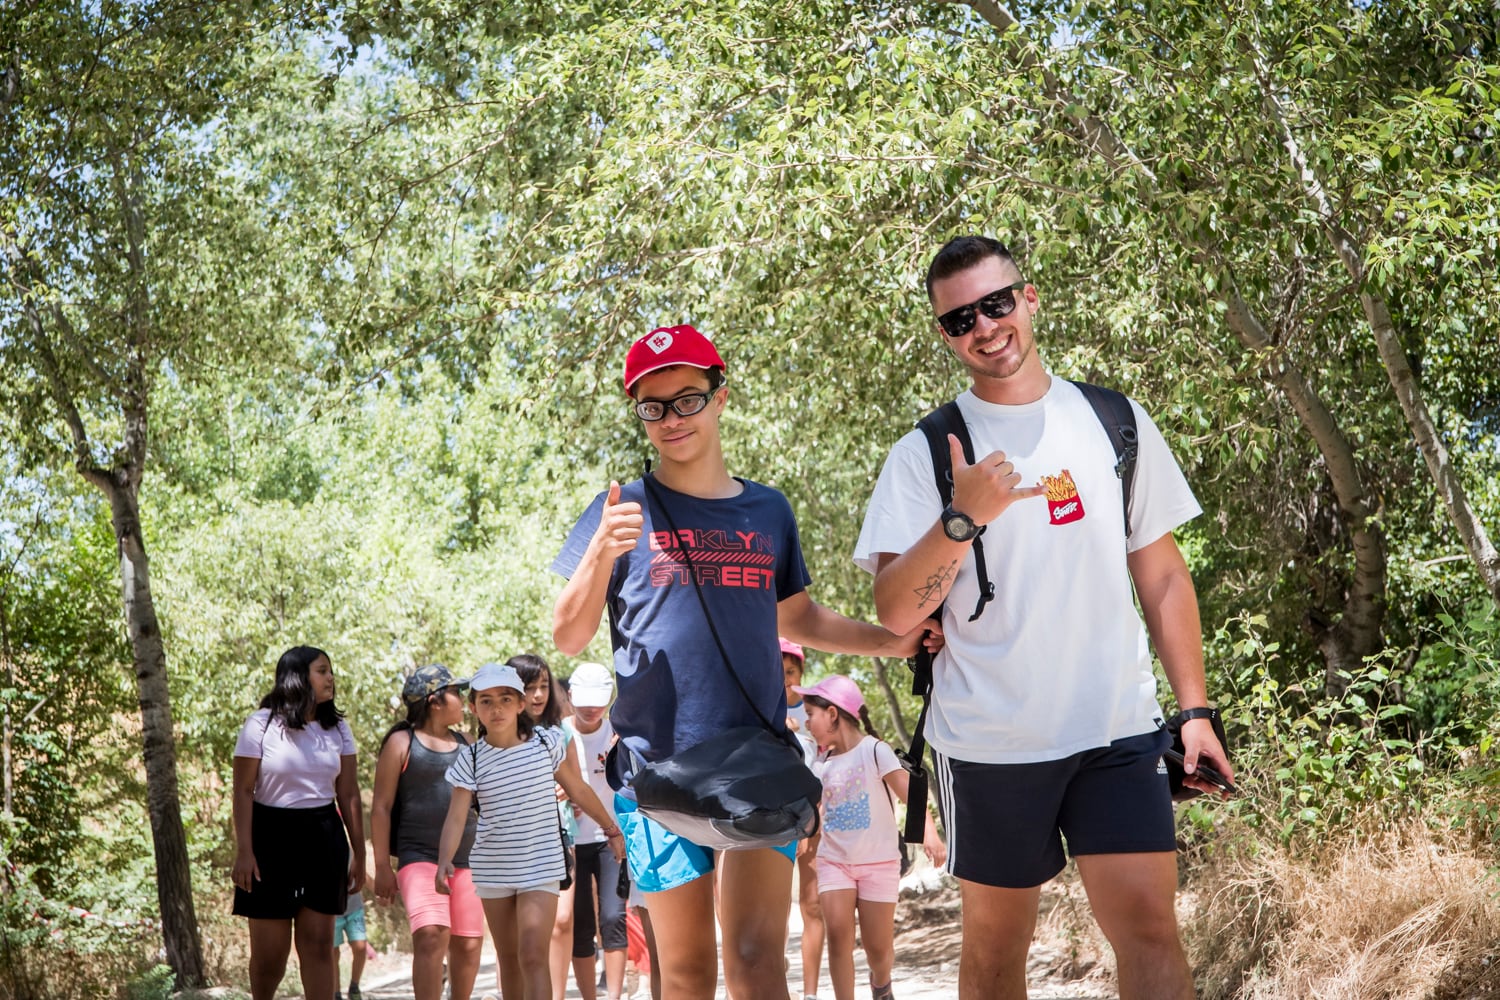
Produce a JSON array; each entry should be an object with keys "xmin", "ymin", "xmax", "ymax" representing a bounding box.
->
[{"xmin": 646, "ymin": 330, "xmax": 674, "ymax": 353}]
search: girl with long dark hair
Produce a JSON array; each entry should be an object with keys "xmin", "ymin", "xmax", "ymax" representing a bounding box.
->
[
  {"xmin": 232, "ymin": 645, "xmax": 365, "ymax": 1000},
  {"xmin": 371, "ymin": 664, "xmax": 483, "ymax": 1000}
]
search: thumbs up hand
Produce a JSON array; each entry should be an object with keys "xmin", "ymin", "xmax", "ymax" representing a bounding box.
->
[
  {"xmin": 948, "ymin": 434, "xmax": 1045, "ymax": 528},
  {"xmin": 591, "ymin": 480, "xmax": 644, "ymax": 561}
]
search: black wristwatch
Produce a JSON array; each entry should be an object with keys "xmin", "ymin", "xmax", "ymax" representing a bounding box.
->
[
  {"xmin": 1177, "ymin": 706, "xmax": 1219, "ymax": 723},
  {"xmin": 940, "ymin": 505, "xmax": 980, "ymax": 543}
]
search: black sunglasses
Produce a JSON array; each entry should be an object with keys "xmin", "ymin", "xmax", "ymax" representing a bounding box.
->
[
  {"xmin": 633, "ymin": 389, "xmax": 715, "ymax": 422},
  {"xmin": 936, "ymin": 281, "xmax": 1029, "ymax": 337}
]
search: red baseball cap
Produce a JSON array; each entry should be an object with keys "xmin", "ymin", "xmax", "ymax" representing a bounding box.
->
[{"xmin": 623, "ymin": 324, "xmax": 726, "ymax": 394}]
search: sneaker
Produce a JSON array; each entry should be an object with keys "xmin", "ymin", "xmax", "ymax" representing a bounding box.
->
[
  {"xmin": 348, "ymin": 987, "xmax": 362, "ymax": 1000},
  {"xmin": 334, "ymin": 993, "xmax": 342, "ymax": 1000},
  {"xmin": 871, "ymin": 983, "xmax": 894, "ymax": 1000}
]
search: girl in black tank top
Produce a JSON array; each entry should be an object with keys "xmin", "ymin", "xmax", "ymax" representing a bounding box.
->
[{"xmin": 371, "ymin": 665, "xmax": 482, "ymax": 1000}]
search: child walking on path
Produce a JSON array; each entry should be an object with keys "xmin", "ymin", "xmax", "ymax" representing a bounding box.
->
[
  {"xmin": 370, "ymin": 664, "xmax": 484, "ymax": 1000},
  {"xmin": 437, "ymin": 662, "xmax": 625, "ymax": 1000},
  {"xmin": 796, "ymin": 675, "xmax": 946, "ymax": 1000}
]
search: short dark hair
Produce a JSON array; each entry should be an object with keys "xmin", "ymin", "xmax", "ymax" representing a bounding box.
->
[{"xmin": 925, "ymin": 236, "xmax": 1021, "ymax": 303}]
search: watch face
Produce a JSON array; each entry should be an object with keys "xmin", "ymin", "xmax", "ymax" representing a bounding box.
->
[{"xmin": 944, "ymin": 513, "xmax": 975, "ymax": 541}]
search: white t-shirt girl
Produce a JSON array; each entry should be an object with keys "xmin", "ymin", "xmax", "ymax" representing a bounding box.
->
[
  {"xmin": 813, "ymin": 736, "xmax": 902, "ymax": 867},
  {"xmin": 233, "ymin": 708, "xmax": 355, "ymax": 809},
  {"xmin": 566, "ymin": 716, "xmax": 619, "ymax": 845}
]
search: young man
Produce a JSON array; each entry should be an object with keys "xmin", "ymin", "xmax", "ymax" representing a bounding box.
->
[
  {"xmin": 552, "ymin": 324, "xmax": 928, "ymax": 1000},
  {"xmin": 854, "ymin": 236, "xmax": 1233, "ymax": 1000}
]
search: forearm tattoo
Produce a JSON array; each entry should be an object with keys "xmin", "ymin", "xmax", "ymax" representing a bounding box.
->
[{"xmin": 913, "ymin": 561, "xmax": 958, "ymax": 609}]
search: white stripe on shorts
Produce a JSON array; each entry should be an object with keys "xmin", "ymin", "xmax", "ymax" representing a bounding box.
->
[{"xmin": 933, "ymin": 749, "xmax": 957, "ymax": 876}]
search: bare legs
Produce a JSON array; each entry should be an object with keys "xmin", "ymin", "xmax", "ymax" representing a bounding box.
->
[
  {"xmin": 247, "ymin": 911, "xmax": 334, "ymax": 1000},
  {"xmin": 483, "ymin": 892, "xmax": 562, "ymax": 1000}
]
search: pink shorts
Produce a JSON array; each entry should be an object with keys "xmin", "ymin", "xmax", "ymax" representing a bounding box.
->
[
  {"xmin": 397, "ymin": 862, "xmax": 484, "ymax": 937},
  {"xmin": 814, "ymin": 857, "xmax": 901, "ymax": 904}
]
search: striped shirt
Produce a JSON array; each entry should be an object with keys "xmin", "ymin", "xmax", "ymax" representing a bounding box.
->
[{"xmin": 445, "ymin": 728, "xmax": 567, "ymax": 888}]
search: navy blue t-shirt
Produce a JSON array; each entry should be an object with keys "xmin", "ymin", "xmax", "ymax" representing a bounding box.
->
[{"xmin": 551, "ymin": 476, "xmax": 810, "ymax": 772}]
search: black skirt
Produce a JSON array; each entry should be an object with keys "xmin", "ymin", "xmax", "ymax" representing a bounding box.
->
[{"xmin": 232, "ymin": 801, "xmax": 349, "ymax": 919}]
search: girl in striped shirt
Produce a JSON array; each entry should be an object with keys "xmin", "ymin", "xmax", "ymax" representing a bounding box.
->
[{"xmin": 436, "ymin": 662, "xmax": 624, "ymax": 1000}]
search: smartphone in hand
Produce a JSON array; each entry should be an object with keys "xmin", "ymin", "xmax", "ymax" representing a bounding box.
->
[{"xmin": 1162, "ymin": 748, "xmax": 1238, "ymax": 796}]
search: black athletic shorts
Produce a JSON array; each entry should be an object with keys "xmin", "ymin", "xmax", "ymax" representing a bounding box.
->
[
  {"xmin": 933, "ymin": 728, "xmax": 1175, "ymax": 889},
  {"xmin": 232, "ymin": 801, "xmax": 349, "ymax": 920}
]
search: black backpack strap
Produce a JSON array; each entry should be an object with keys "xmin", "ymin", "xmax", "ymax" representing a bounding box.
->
[
  {"xmin": 469, "ymin": 741, "xmax": 481, "ymax": 816},
  {"xmin": 1069, "ymin": 381, "xmax": 1139, "ymax": 540},
  {"xmin": 915, "ymin": 402, "xmax": 994, "ymax": 622},
  {"xmin": 894, "ymin": 659, "xmax": 936, "ymax": 844},
  {"xmin": 903, "ymin": 400, "xmax": 982, "ymax": 838}
]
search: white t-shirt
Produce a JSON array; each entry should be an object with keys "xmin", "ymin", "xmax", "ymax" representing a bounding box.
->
[
  {"xmin": 854, "ymin": 378, "xmax": 1202, "ymax": 764},
  {"xmin": 567, "ymin": 716, "xmax": 618, "ymax": 844},
  {"xmin": 813, "ymin": 737, "xmax": 902, "ymax": 866},
  {"xmin": 446, "ymin": 729, "xmax": 568, "ymax": 888},
  {"xmin": 233, "ymin": 708, "xmax": 356, "ymax": 809}
]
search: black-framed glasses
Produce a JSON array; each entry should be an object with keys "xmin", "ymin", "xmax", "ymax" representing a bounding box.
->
[
  {"xmin": 936, "ymin": 281, "xmax": 1029, "ymax": 337},
  {"xmin": 633, "ymin": 389, "xmax": 715, "ymax": 422}
]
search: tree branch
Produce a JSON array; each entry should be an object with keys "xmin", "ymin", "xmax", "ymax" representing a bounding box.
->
[{"xmin": 1244, "ymin": 35, "xmax": 1500, "ymax": 605}]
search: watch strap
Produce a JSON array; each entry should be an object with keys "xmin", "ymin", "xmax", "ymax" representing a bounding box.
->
[{"xmin": 1177, "ymin": 706, "xmax": 1218, "ymax": 723}]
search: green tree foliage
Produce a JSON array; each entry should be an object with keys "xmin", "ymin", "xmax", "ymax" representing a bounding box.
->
[
  {"xmin": 0, "ymin": 0, "xmax": 322, "ymax": 985},
  {"xmin": 2, "ymin": 1, "xmax": 1499, "ymax": 993}
]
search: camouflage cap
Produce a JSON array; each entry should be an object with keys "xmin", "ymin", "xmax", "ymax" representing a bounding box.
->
[{"xmin": 401, "ymin": 664, "xmax": 469, "ymax": 707}]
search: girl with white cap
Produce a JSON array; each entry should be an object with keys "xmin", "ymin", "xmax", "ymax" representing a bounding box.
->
[{"xmin": 436, "ymin": 662, "xmax": 624, "ymax": 1000}]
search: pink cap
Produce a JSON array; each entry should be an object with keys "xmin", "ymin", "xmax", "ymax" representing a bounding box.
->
[
  {"xmin": 778, "ymin": 637, "xmax": 804, "ymax": 662},
  {"xmin": 792, "ymin": 675, "xmax": 864, "ymax": 720},
  {"xmin": 623, "ymin": 324, "xmax": 726, "ymax": 394}
]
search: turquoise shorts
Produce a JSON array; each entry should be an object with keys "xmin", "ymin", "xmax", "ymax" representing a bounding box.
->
[
  {"xmin": 614, "ymin": 794, "xmax": 796, "ymax": 894},
  {"xmin": 333, "ymin": 905, "xmax": 366, "ymax": 946}
]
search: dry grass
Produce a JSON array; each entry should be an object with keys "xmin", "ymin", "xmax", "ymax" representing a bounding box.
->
[
  {"xmin": 1186, "ymin": 817, "xmax": 1500, "ymax": 999},
  {"xmin": 894, "ymin": 814, "xmax": 1500, "ymax": 999}
]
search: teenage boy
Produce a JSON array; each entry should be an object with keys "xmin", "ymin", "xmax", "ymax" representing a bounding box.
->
[
  {"xmin": 854, "ymin": 236, "xmax": 1232, "ymax": 1000},
  {"xmin": 552, "ymin": 324, "xmax": 930, "ymax": 1000}
]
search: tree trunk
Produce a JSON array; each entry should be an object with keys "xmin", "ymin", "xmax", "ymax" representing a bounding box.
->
[
  {"xmin": 101, "ymin": 475, "xmax": 206, "ymax": 989},
  {"xmin": 870, "ymin": 656, "xmax": 911, "ymax": 746},
  {"xmin": 1247, "ymin": 40, "xmax": 1500, "ymax": 608},
  {"xmin": 1221, "ymin": 295, "xmax": 1387, "ymax": 696},
  {"xmin": 1360, "ymin": 296, "xmax": 1500, "ymax": 603}
]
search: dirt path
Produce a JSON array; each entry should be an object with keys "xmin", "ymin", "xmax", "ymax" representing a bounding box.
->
[{"xmin": 346, "ymin": 875, "xmax": 1113, "ymax": 999}]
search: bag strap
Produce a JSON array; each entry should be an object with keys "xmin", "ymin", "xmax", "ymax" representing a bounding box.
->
[
  {"xmin": 639, "ymin": 474, "xmax": 784, "ymax": 738},
  {"xmin": 915, "ymin": 402, "xmax": 993, "ymax": 622},
  {"xmin": 896, "ymin": 654, "xmax": 935, "ymax": 844},
  {"xmin": 1068, "ymin": 380, "xmax": 1139, "ymax": 540}
]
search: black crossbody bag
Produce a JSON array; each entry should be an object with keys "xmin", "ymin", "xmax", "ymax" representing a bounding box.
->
[{"xmin": 603, "ymin": 474, "xmax": 823, "ymax": 851}]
